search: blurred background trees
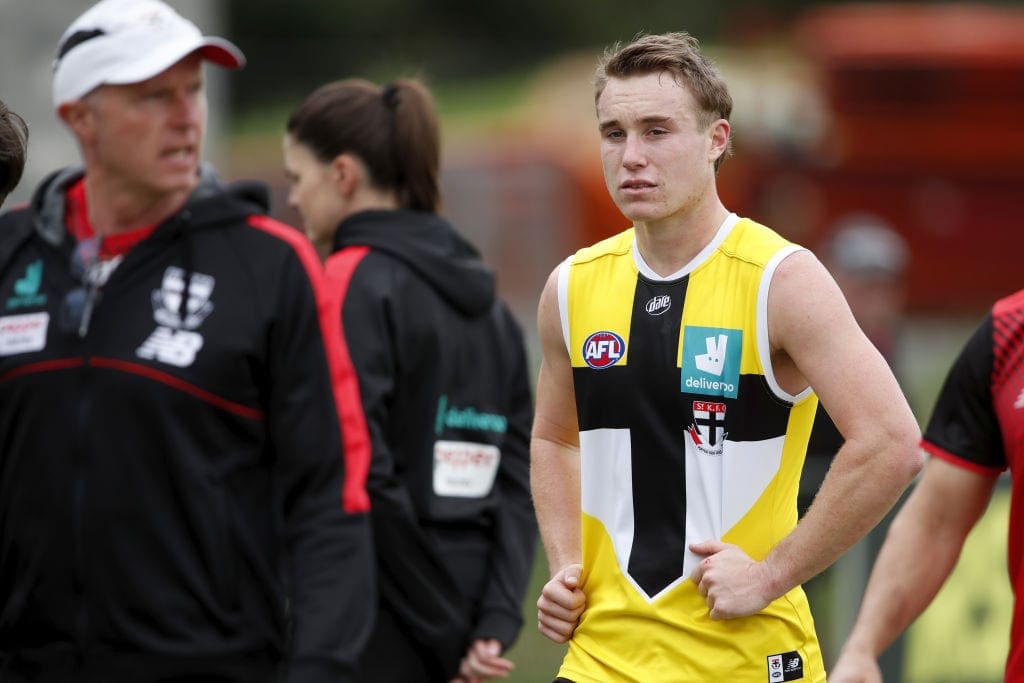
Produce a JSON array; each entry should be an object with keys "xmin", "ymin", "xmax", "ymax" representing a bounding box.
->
[{"xmin": 229, "ymin": 0, "xmax": 729, "ymax": 111}]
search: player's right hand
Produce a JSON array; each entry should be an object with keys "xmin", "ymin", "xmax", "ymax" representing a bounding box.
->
[{"xmin": 537, "ymin": 563, "xmax": 585, "ymax": 643}]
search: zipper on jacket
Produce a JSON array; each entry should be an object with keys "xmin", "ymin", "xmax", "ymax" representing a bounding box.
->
[
  {"xmin": 70, "ymin": 245, "xmax": 102, "ymax": 653},
  {"xmin": 66, "ymin": 210, "xmax": 190, "ymax": 653},
  {"xmin": 72, "ymin": 349, "xmax": 93, "ymax": 653}
]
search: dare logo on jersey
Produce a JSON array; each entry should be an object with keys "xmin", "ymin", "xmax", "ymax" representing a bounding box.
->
[{"xmin": 582, "ymin": 330, "xmax": 625, "ymax": 370}]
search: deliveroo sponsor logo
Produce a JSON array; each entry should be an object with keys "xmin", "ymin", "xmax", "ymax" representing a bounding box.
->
[
  {"xmin": 434, "ymin": 395, "xmax": 508, "ymax": 435},
  {"xmin": 6, "ymin": 259, "xmax": 47, "ymax": 310},
  {"xmin": 680, "ymin": 325, "xmax": 742, "ymax": 398}
]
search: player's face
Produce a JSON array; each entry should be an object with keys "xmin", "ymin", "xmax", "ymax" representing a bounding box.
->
[
  {"xmin": 282, "ymin": 134, "xmax": 347, "ymax": 252},
  {"xmin": 82, "ymin": 54, "xmax": 207, "ymax": 205},
  {"xmin": 597, "ymin": 72, "xmax": 726, "ymax": 227}
]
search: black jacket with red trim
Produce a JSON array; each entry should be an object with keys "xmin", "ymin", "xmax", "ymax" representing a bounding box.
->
[
  {"xmin": 325, "ymin": 209, "xmax": 537, "ymax": 681},
  {"xmin": 0, "ymin": 167, "xmax": 374, "ymax": 683}
]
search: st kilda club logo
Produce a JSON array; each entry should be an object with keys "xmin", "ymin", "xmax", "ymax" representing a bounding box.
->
[{"xmin": 582, "ymin": 330, "xmax": 625, "ymax": 370}]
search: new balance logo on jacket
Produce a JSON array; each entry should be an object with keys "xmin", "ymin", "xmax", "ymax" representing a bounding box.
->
[{"xmin": 136, "ymin": 266, "xmax": 214, "ymax": 368}]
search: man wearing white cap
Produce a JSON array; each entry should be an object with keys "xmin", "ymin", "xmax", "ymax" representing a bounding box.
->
[{"xmin": 0, "ymin": 1, "xmax": 375, "ymax": 681}]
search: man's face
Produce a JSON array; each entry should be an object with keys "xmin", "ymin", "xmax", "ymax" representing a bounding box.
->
[
  {"xmin": 78, "ymin": 54, "xmax": 207, "ymax": 203},
  {"xmin": 597, "ymin": 72, "xmax": 726, "ymax": 226}
]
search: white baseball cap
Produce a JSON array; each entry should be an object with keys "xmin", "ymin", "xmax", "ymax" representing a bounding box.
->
[{"xmin": 52, "ymin": 0, "xmax": 245, "ymax": 108}]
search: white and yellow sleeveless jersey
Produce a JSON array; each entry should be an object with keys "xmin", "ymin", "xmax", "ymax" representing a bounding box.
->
[{"xmin": 556, "ymin": 213, "xmax": 825, "ymax": 683}]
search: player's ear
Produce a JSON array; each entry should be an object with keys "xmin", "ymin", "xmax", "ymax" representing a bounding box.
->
[
  {"xmin": 708, "ymin": 118, "xmax": 730, "ymax": 165},
  {"xmin": 59, "ymin": 98, "xmax": 97, "ymax": 143}
]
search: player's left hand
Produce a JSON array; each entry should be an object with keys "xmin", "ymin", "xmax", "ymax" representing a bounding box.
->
[{"xmin": 689, "ymin": 539, "xmax": 773, "ymax": 619}]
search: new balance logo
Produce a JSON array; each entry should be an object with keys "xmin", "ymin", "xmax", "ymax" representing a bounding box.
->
[
  {"xmin": 136, "ymin": 266, "xmax": 215, "ymax": 369},
  {"xmin": 136, "ymin": 328, "xmax": 204, "ymax": 367},
  {"xmin": 1015, "ymin": 388, "xmax": 1024, "ymax": 410},
  {"xmin": 767, "ymin": 650, "xmax": 804, "ymax": 681}
]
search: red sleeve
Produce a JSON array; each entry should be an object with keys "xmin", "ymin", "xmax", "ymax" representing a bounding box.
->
[{"xmin": 247, "ymin": 214, "xmax": 370, "ymax": 512}]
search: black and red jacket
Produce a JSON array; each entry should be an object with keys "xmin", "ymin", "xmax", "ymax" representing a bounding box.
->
[
  {"xmin": 326, "ymin": 209, "xmax": 537, "ymax": 681},
  {"xmin": 0, "ymin": 167, "xmax": 374, "ymax": 682}
]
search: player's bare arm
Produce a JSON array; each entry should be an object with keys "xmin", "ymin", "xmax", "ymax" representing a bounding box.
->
[
  {"xmin": 531, "ymin": 264, "xmax": 587, "ymax": 642},
  {"xmin": 829, "ymin": 458, "xmax": 998, "ymax": 682},
  {"xmin": 691, "ymin": 249, "xmax": 923, "ymax": 618}
]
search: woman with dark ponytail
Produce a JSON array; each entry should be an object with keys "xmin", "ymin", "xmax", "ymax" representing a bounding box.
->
[{"xmin": 284, "ymin": 79, "xmax": 537, "ymax": 683}]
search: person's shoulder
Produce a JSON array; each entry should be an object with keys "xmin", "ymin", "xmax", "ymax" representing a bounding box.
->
[
  {"xmin": 326, "ymin": 243, "xmax": 414, "ymax": 279},
  {"xmin": 186, "ymin": 175, "xmax": 276, "ymax": 238},
  {"xmin": 994, "ymin": 288, "xmax": 1024, "ymax": 317},
  {"xmin": 733, "ymin": 215, "xmax": 794, "ymax": 242},
  {"xmin": 242, "ymin": 213, "xmax": 306, "ymax": 248},
  {"xmin": 572, "ymin": 227, "xmax": 634, "ymax": 266},
  {"xmin": 323, "ymin": 245, "xmax": 400, "ymax": 300},
  {"xmin": 0, "ymin": 202, "xmax": 31, "ymax": 225},
  {"xmin": 719, "ymin": 216, "xmax": 801, "ymax": 262},
  {"xmin": 193, "ymin": 181, "xmax": 310, "ymax": 261},
  {"xmin": 0, "ymin": 167, "xmax": 74, "ymax": 227},
  {"xmin": 185, "ymin": 185, "xmax": 321, "ymax": 285},
  {"xmin": 0, "ymin": 203, "xmax": 35, "ymax": 246},
  {"xmin": 238, "ymin": 214, "xmax": 326, "ymax": 282}
]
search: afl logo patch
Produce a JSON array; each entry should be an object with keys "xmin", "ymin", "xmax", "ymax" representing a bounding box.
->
[
  {"xmin": 645, "ymin": 294, "xmax": 671, "ymax": 316},
  {"xmin": 582, "ymin": 330, "xmax": 625, "ymax": 370}
]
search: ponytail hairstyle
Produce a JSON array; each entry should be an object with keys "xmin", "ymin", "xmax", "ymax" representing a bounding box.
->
[
  {"xmin": 0, "ymin": 100, "xmax": 29, "ymax": 205},
  {"xmin": 286, "ymin": 78, "xmax": 441, "ymax": 212}
]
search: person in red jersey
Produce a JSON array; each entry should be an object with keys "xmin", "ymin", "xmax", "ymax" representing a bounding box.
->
[
  {"xmin": 0, "ymin": 1, "xmax": 374, "ymax": 681},
  {"xmin": 832, "ymin": 289, "xmax": 1024, "ymax": 682}
]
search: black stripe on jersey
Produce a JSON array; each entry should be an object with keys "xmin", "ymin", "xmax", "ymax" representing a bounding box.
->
[
  {"xmin": 723, "ymin": 374, "xmax": 792, "ymax": 442},
  {"xmin": 574, "ymin": 275, "xmax": 689, "ymax": 597}
]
